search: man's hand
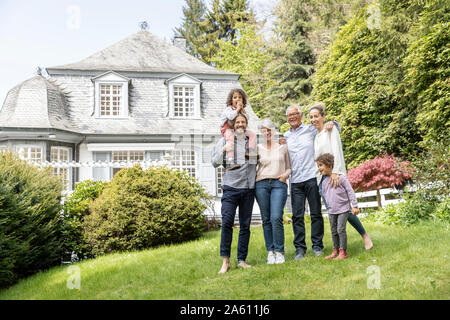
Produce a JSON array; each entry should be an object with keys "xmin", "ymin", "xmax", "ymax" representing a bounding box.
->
[
  {"xmin": 330, "ymin": 173, "xmax": 340, "ymax": 188},
  {"xmin": 324, "ymin": 121, "xmax": 335, "ymax": 132},
  {"xmin": 352, "ymin": 207, "xmax": 360, "ymax": 215}
]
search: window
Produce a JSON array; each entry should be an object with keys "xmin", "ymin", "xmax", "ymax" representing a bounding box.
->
[
  {"xmin": 173, "ymin": 86, "xmax": 195, "ymax": 118},
  {"xmin": 167, "ymin": 74, "xmax": 201, "ymax": 119},
  {"xmin": 169, "ymin": 149, "xmax": 196, "ymax": 177},
  {"xmin": 112, "ymin": 150, "xmax": 145, "ymax": 176},
  {"xmin": 51, "ymin": 147, "xmax": 71, "ymax": 191},
  {"xmin": 17, "ymin": 146, "xmax": 43, "ymax": 163},
  {"xmin": 100, "ymin": 84, "xmax": 122, "ymax": 116},
  {"xmin": 216, "ymin": 167, "xmax": 225, "ymax": 195},
  {"xmin": 92, "ymin": 71, "xmax": 130, "ymax": 118}
]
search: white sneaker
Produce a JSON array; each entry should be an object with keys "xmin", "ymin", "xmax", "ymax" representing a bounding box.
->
[
  {"xmin": 267, "ymin": 251, "xmax": 276, "ymax": 264},
  {"xmin": 275, "ymin": 252, "xmax": 285, "ymax": 264}
]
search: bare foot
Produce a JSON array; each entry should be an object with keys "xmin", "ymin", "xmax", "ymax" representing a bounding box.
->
[
  {"xmin": 237, "ymin": 261, "xmax": 252, "ymax": 269},
  {"xmin": 218, "ymin": 260, "xmax": 231, "ymax": 274},
  {"xmin": 363, "ymin": 234, "xmax": 373, "ymax": 250}
]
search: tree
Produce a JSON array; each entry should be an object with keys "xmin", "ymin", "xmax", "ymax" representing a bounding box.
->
[
  {"xmin": 347, "ymin": 153, "xmax": 413, "ymax": 208},
  {"xmin": 212, "ymin": 22, "xmax": 275, "ymax": 120},
  {"xmin": 403, "ymin": 0, "xmax": 450, "ymax": 146},
  {"xmin": 265, "ymin": 0, "xmax": 316, "ymax": 127},
  {"xmin": 174, "ymin": 0, "xmax": 207, "ymax": 59},
  {"xmin": 312, "ymin": 0, "xmax": 427, "ymax": 168},
  {"xmin": 197, "ymin": 0, "xmax": 256, "ymax": 65}
]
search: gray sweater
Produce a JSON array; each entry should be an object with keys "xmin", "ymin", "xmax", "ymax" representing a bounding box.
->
[{"xmin": 211, "ymin": 136, "xmax": 257, "ymax": 189}]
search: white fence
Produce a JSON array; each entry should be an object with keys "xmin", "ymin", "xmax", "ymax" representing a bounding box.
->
[{"xmin": 355, "ymin": 188, "xmax": 404, "ymax": 209}]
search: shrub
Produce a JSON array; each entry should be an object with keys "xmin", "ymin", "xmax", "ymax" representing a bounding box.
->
[
  {"xmin": 0, "ymin": 151, "xmax": 64, "ymax": 288},
  {"xmin": 62, "ymin": 180, "xmax": 106, "ymax": 260},
  {"xmin": 83, "ymin": 165, "xmax": 209, "ymax": 256},
  {"xmin": 368, "ymin": 192, "xmax": 435, "ymax": 226},
  {"xmin": 348, "ymin": 153, "xmax": 413, "ymax": 208},
  {"xmin": 431, "ymin": 197, "xmax": 450, "ymax": 223}
]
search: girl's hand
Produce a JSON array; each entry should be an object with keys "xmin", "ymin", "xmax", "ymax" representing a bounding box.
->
[{"xmin": 352, "ymin": 207, "xmax": 360, "ymax": 215}]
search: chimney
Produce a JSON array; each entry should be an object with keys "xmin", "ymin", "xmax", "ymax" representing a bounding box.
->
[{"xmin": 173, "ymin": 36, "xmax": 187, "ymax": 51}]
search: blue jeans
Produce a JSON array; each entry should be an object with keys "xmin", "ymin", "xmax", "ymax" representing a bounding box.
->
[
  {"xmin": 290, "ymin": 178, "xmax": 324, "ymax": 254},
  {"xmin": 255, "ymin": 179, "xmax": 287, "ymax": 253},
  {"xmin": 318, "ymin": 176, "xmax": 367, "ymax": 236},
  {"xmin": 220, "ymin": 185, "xmax": 255, "ymax": 262}
]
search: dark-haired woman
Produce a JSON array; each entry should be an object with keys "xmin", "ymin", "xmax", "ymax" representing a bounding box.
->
[{"xmin": 309, "ymin": 102, "xmax": 373, "ymax": 250}]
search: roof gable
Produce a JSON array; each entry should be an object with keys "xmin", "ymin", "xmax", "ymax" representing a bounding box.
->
[{"xmin": 91, "ymin": 70, "xmax": 130, "ymax": 82}]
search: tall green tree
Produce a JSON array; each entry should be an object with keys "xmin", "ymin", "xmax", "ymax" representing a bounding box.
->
[
  {"xmin": 174, "ymin": 0, "xmax": 207, "ymax": 59},
  {"xmin": 212, "ymin": 22, "xmax": 275, "ymax": 120},
  {"xmin": 312, "ymin": 0, "xmax": 428, "ymax": 168},
  {"xmin": 403, "ymin": 0, "xmax": 450, "ymax": 146},
  {"xmin": 197, "ymin": 0, "xmax": 256, "ymax": 65},
  {"xmin": 265, "ymin": 0, "xmax": 316, "ymax": 126}
]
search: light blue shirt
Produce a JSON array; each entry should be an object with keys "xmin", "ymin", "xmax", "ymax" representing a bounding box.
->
[
  {"xmin": 284, "ymin": 122, "xmax": 341, "ymax": 184},
  {"xmin": 284, "ymin": 124, "xmax": 318, "ymax": 183}
]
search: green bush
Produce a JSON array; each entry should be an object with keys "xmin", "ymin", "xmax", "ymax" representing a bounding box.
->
[
  {"xmin": 367, "ymin": 191, "xmax": 448, "ymax": 226},
  {"xmin": 0, "ymin": 151, "xmax": 64, "ymax": 288},
  {"xmin": 83, "ymin": 165, "xmax": 209, "ymax": 256},
  {"xmin": 431, "ymin": 197, "xmax": 450, "ymax": 223},
  {"xmin": 62, "ymin": 180, "xmax": 106, "ymax": 260}
]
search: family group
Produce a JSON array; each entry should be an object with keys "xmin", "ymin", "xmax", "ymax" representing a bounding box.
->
[{"xmin": 212, "ymin": 89, "xmax": 374, "ymax": 274}]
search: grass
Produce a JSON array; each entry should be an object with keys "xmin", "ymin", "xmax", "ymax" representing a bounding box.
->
[{"xmin": 0, "ymin": 219, "xmax": 449, "ymax": 300}]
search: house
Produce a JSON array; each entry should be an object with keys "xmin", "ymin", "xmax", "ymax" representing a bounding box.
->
[{"xmin": 0, "ymin": 30, "xmax": 262, "ymax": 216}]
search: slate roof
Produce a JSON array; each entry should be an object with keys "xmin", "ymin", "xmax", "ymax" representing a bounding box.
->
[
  {"xmin": 0, "ymin": 76, "xmax": 77, "ymax": 132},
  {"xmin": 47, "ymin": 30, "xmax": 238, "ymax": 76},
  {"xmin": 1, "ymin": 31, "xmax": 260, "ymax": 137}
]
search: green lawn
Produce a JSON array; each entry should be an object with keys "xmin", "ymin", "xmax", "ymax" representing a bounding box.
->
[{"xmin": 1, "ymin": 219, "xmax": 449, "ymax": 300}]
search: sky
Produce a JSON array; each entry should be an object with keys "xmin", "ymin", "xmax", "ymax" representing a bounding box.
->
[{"xmin": 0, "ymin": 0, "xmax": 277, "ymax": 108}]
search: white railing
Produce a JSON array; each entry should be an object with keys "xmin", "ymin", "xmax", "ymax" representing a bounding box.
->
[
  {"xmin": 355, "ymin": 188, "xmax": 404, "ymax": 209},
  {"xmin": 35, "ymin": 159, "xmax": 170, "ymax": 169}
]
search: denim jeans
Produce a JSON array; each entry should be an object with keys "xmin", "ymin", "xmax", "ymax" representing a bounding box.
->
[
  {"xmin": 255, "ymin": 179, "xmax": 287, "ymax": 253},
  {"xmin": 318, "ymin": 176, "xmax": 367, "ymax": 236},
  {"xmin": 220, "ymin": 185, "xmax": 255, "ymax": 262},
  {"xmin": 290, "ymin": 178, "xmax": 324, "ymax": 254}
]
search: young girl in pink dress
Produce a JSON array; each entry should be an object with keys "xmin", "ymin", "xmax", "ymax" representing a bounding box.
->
[{"xmin": 220, "ymin": 89, "xmax": 257, "ymax": 169}]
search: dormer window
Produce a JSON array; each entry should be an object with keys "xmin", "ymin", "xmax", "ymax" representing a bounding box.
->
[
  {"xmin": 166, "ymin": 74, "xmax": 201, "ymax": 119},
  {"xmin": 92, "ymin": 71, "xmax": 130, "ymax": 118},
  {"xmin": 100, "ymin": 84, "xmax": 122, "ymax": 116}
]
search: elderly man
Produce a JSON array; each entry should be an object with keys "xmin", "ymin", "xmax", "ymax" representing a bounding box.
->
[
  {"xmin": 284, "ymin": 105, "xmax": 339, "ymax": 260},
  {"xmin": 212, "ymin": 113, "xmax": 257, "ymax": 274}
]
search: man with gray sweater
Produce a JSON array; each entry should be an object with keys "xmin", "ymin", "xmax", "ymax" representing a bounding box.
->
[{"xmin": 211, "ymin": 113, "xmax": 257, "ymax": 274}]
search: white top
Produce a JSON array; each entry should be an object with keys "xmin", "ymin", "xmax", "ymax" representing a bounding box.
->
[{"xmin": 314, "ymin": 126, "xmax": 346, "ymax": 182}]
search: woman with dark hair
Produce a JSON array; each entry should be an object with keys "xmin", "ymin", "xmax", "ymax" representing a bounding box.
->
[{"xmin": 309, "ymin": 102, "xmax": 373, "ymax": 250}]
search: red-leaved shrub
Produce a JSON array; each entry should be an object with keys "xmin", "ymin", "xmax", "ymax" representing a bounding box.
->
[{"xmin": 347, "ymin": 153, "xmax": 413, "ymax": 208}]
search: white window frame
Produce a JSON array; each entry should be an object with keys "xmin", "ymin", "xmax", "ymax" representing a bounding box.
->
[
  {"xmin": 111, "ymin": 150, "xmax": 145, "ymax": 176},
  {"xmin": 15, "ymin": 145, "xmax": 43, "ymax": 163},
  {"xmin": 51, "ymin": 146, "xmax": 72, "ymax": 191},
  {"xmin": 92, "ymin": 71, "xmax": 130, "ymax": 119},
  {"xmin": 167, "ymin": 74, "xmax": 201, "ymax": 119},
  {"xmin": 168, "ymin": 149, "xmax": 197, "ymax": 178}
]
